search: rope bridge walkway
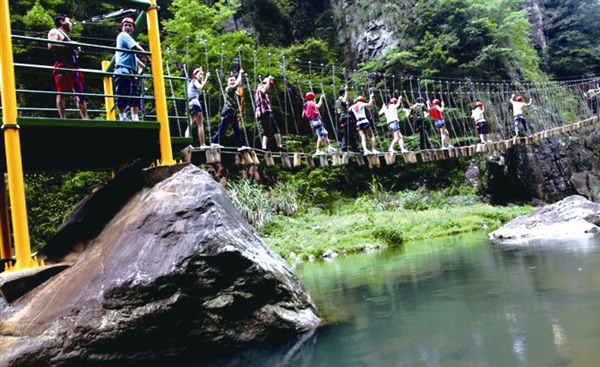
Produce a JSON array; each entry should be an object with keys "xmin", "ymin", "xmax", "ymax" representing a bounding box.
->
[{"xmin": 189, "ymin": 115, "xmax": 598, "ymax": 169}]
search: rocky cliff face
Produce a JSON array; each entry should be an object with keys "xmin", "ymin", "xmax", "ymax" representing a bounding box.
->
[
  {"xmin": 525, "ymin": 0, "xmax": 548, "ymax": 50},
  {"xmin": 485, "ymin": 124, "xmax": 600, "ymax": 204},
  {"xmin": 330, "ymin": 0, "xmax": 408, "ymax": 65},
  {"xmin": 0, "ymin": 165, "xmax": 319, "ymax": 366}
]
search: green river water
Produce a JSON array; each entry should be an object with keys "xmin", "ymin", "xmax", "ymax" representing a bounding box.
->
[{"xmin": 199, "ymin": 232, "xmax": 600, "ymax": 366}]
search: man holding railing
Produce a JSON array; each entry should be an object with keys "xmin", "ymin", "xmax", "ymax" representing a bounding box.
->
[
  {"xmin": 47, "ymin": 13, "xmax": 89, "ymax": 119},
  {"xmin": 114, "ymin": 17, "xmax": 148, "ymax": 121}
]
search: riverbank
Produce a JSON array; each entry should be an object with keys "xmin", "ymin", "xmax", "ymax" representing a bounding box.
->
[{"xmin": 259, "ymin": 199, "xmax": 535, "ymax": 261}]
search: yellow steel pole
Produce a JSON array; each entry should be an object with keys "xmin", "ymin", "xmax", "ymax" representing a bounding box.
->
[
  {"xmin": 0, "ymin": 0, "xmax": 38, "ymax": 270},
  {"xmin": 102, "ymin": 60, "xmax": 116, "ymax": 121},
  {"xmin": 146, "ymin": 0, "xmax": 175, "ymax": 166}
]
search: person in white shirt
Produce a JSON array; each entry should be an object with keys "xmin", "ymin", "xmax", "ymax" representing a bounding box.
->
[
  {"xmin": 471, "ymin": 101, "xmax": 492, "ymax": 143},
  {"xmin": 349, "ymin": 94, "xmax": 379, "ymax": 155},
  {"xmin": 379, "ymin": 97, "xmax": 408, "ymax": 153}
]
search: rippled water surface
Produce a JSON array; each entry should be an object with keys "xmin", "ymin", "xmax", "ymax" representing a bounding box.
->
[{"xmin": 198, "ymin": 233, "xmax": 600, "ymax": 367}]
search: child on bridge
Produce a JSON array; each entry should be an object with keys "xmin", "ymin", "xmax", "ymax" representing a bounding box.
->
[
  {"xmin": 379, "ymin": 97, "xmax": 408, "ymax": 153},
  {"xmin": 188, "ymin": 67, "xmax": 210, "ymax": 148},
  {"xmin": 349, "ymin": 94, "xmax": 380, "ymax": 155},
  {"xmin": 427, "ymin": 98, "xmax": 452, "ymax": 149},
  {"xmin": 471, "ymin": 101, "xmax": 492, "ymax": 144},
  {"xmin": 303, "ymin": 92, "xmax": 336, "ymax": 155},
  {"xmin": 510, "ymin": 94, "xmax": 533, "ymax": 137}
]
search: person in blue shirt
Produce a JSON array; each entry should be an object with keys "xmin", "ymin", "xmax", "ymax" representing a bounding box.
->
[{"xmin": 114, "ymin": 17, "xmax": 149, "ymax": 121}]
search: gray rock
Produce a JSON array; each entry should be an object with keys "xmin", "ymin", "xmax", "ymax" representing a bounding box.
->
[
  {"xmin": 0, "ymin": 165, "xmax": 319, "ymax": 366},
  {"xmin": 489, "ymin": 195, "xmax": 600, "ymax": 241},
  {"xmin": 485, "ymin": 129, "xmax": 600, "ymax": 204}
]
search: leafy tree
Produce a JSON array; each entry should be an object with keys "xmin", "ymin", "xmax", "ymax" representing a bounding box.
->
[{"xmin": 542, "ymin": 0, "xmax": 600, "ymax": 77}]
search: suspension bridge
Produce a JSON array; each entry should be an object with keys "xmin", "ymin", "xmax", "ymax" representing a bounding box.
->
[{"xmin": 1, "ymin": 0, "xmax": 599, "ymax": 276}]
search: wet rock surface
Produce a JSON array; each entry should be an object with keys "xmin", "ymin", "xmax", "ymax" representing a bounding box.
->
[
  {"xmin": 0, "ymin": 165, "xmax": 319, "ymax": 366},
  {"xmin": 489, "ymin": 195, "xmax": 600, "ymax": 241}
]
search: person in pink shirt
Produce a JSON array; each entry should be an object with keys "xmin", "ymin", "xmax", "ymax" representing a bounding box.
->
[{"xmin": 302, "ymin": 92, "xmax": 336, "ymax": 155}]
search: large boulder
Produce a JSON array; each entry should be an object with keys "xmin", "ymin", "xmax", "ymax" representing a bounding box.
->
[
  {"xmin": 0, "ymin": 165, "xmax": 320, "ymax": 366},
  {"xmin": 489, "ymin": 195, "xmax": 600, "ymax": 241}
]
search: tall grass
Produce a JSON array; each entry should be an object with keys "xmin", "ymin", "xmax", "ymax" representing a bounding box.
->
[{"xmin": 226, "ymin": 180, "xmax": 298, "ymax": 230}]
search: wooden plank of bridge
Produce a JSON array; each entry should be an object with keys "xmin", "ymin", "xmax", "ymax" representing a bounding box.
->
[
  {"xmin": 427, "ymin": 150, "xmax": 435, "ymax": 161},
  {"xmin": 206, "ymin": 148, "xmax": 221, "ymax": 164},
  {"xmin": 250, "ymin": 150, "xmax": 260, "ymax": 165},
  {"xmin": 466, "ymin": 145, "xmax": 473, "ymax": 156},
  {"xmin": 332, "ymin": 153, "xmax": 341, "ymax": 166},
  {"xmin": 242, "ymin": 151, "xmax": 254, "ymax": 165},
  {"xmin": 265, "ymin": 151, "xmax": 275, "ymax": 166},
  {"xmin": 342, "ymin": 152, "xmax": 349, "ymax": 165},
  {"xmin": 293, "ymin": 152, "xmax": 301, "ymax": 167},
  {"xmin": 402, "ymin": 152, "xmax": 411, "ymax": 164},
  {"xmin": 384, "ymin": 152, "xmax": 396, "ymax": 165},
  {"xmin": 525, "ymin": 136, "xmax": 534, "ymax": 145},
  {"xmin": 305, "ymin": 155, "xmax": 315, "ymax": 169},
  {"xmin": 319, "ymin": 154, "xmax": 329, "ymax": 168},
  {"xmin": 356, "ymin": 153, "xmax": 365, "ymax": 166},
  {"xmin": 281, "ymin": 152, "xmax": 291, "ymax": 169},
  {"xmin": 420, "ymin": 151, "xmax": 428, "ymax": 162},
  {"xmin": 367, "ymin": 153, "xmax": 380, "ymax": 168},
  {"xmin": 410, "ymin": 152, "xmax": 418, "ymax": 163}
]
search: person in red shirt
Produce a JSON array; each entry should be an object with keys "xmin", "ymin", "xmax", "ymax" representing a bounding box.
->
[
  {"xmin": 302, "ymin": 92, "xmax": 336, "ymax": 155},
  {"xmin": 427, "ymin": 98, "xmax": 452, "ymax": 148}
]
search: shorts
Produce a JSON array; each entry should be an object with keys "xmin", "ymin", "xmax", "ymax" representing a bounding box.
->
[
  {"xmin": 387, "ymin": 120, "xmax": 400, "ymax": 132},
  {"xmin": 356, "ymin": 119, "xmax": 370, "ymax": 131},
  {"xmin": 53, "ymin": 62, "xmax": 85, "ymax": 103},
  {"xmin": 476, "ymin": 120, "xmax": 489, "ymax": 135},
  {"xmin": 189, "ymin": 103, "xmax": 202, "ymax": 115},
  {"xmin": 257, "ymin": 111, "xmax": 281, "ymax": 137},
  {"xmin": 434, "ymin": 118, "xmax": 445, "ymax": 129},
  {"xmin": 310, "ymin": 118, "xmax": 328, "ymax": 139}
]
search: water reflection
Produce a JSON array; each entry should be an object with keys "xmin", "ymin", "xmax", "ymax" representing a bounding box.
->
[{"xmin": 196, "ymin": 233, "xmax": 600, "ymax": 367}]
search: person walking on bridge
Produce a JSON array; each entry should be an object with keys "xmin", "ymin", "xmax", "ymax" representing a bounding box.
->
[
  {"xmin": 471, "ymin": 101, "xmax": 492, "ymax": 144},
  {"xmin": 303, "ymin": 92, "xmax": 336, "ymax": 155},
  {"xmin": 427, "ymin": 98, "xmax": 451, "ymax": 148},
  {"xmin": 255, "ymin": 76, "xmax": 284, "ymax": 151},
  {"xmin": 407, "ymin": 97, "xmax": 429, "ymax": 150},
  {"xmin": 510, "ymin": 94, "xmax": 533, "ymax": 137},
  {"xmin": 211, "ymin": 69, "xmax": 246, "ymax": 149},
  {"xmin": 379, "ymin": 97, "xmax": 408, "ymax": 153},
  {"xmin": 188, "ymin": 67, "xmax": 210, "ymax": 148},
  {"xmin": 335, "ymin": 85, "xmax": 357, "ymax": 152},
  {"xmin": 350, "ymin": 93, "xmax": 380, "ymax": 155},
  {"xmin": 47, "ymin": 13, "xmax": 88, "ymax": 119}
]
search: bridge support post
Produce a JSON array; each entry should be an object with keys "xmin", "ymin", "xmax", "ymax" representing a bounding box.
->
[
  {"xmin": 101, "ymin": 60, "xmax": 116, "ymax": 121},
  {"xmin": 0, "ymin": 0, "xmax": 39, "ymax": 271},
  {"xmin": 146, "ymin": 0, "xmax": 175, "ymax": 166}
]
